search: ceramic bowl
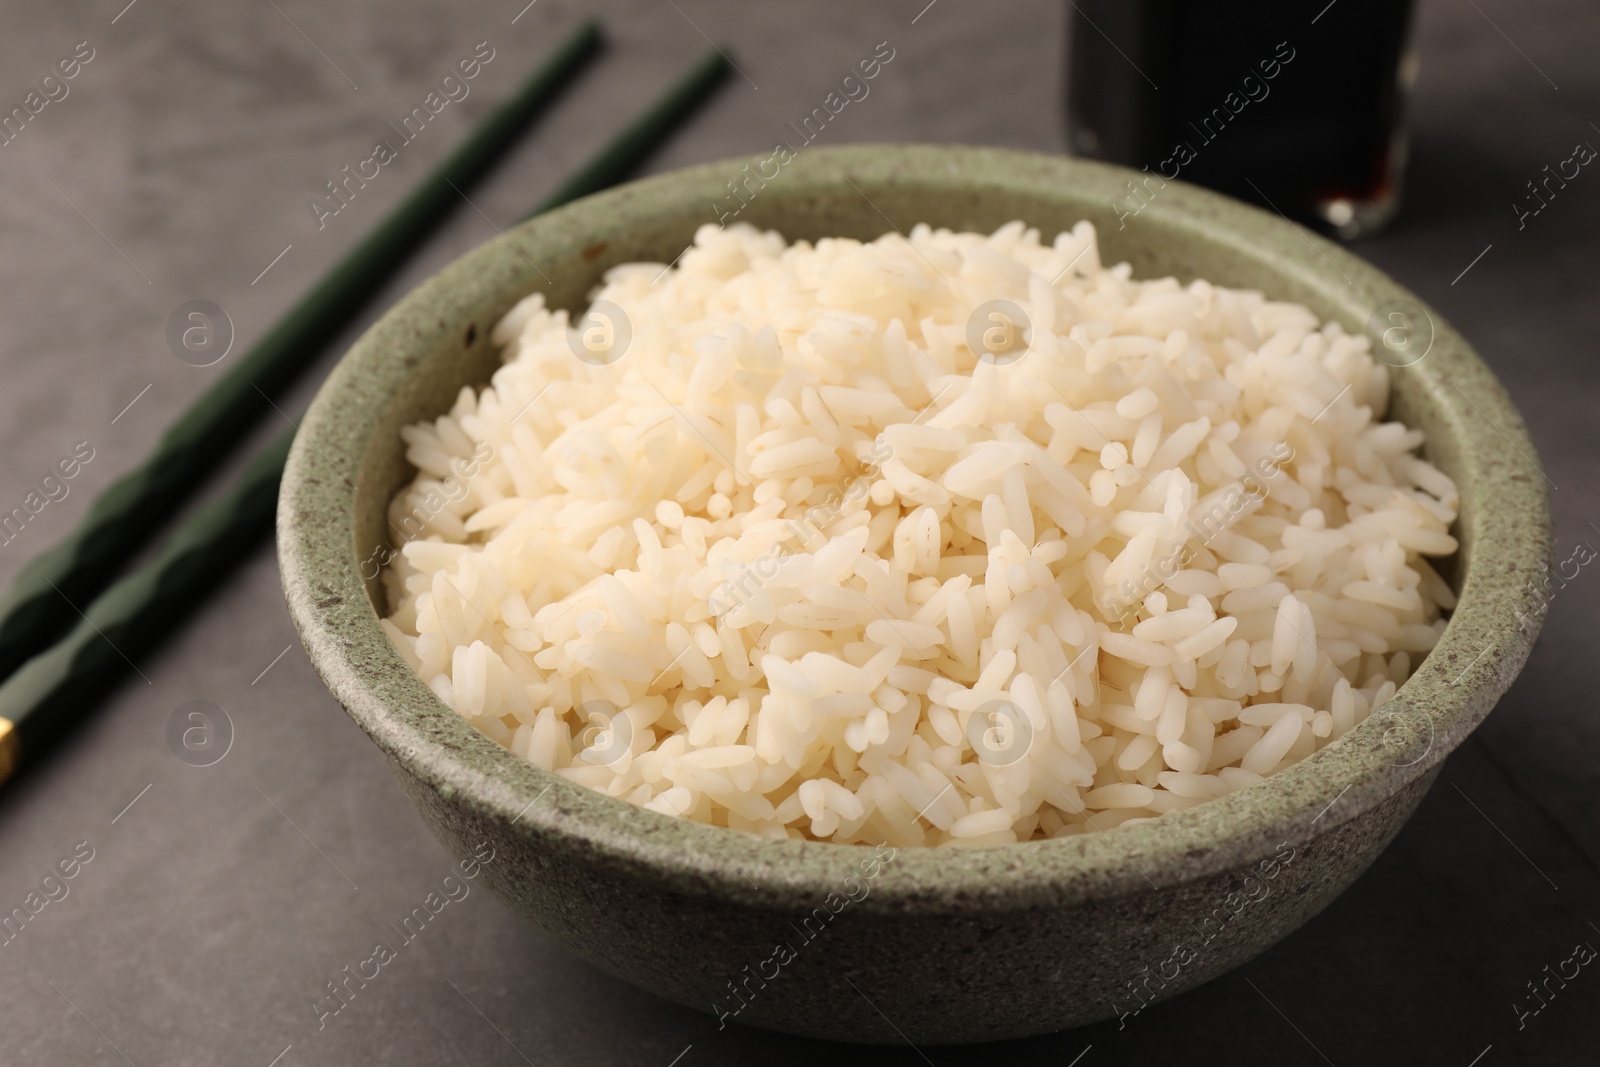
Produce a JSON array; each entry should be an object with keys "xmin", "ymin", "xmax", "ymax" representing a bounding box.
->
[{"xmin": 277, "ymin": 144, "xmax": 1551, "ymax": 1044}]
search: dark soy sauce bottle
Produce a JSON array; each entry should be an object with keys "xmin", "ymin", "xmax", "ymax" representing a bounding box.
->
[{"xmin": 1066, "ymin": 0, "xmax": 1418, "ymax": 239}]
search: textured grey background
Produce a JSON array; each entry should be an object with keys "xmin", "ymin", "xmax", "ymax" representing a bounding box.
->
[{"xmin": 0, "ymin": 1, "xmax": 1596, "ymax": 1064}]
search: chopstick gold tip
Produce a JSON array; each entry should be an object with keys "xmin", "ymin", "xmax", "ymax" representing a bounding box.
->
[{"xmin": 0, "ymin": 720, "xmax": 17, "ymax": 786}]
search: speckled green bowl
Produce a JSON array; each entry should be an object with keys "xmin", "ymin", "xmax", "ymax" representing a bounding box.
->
[{"xmin": 277, "ymin": 145, "xmax": 1551, "ymax": 1044}]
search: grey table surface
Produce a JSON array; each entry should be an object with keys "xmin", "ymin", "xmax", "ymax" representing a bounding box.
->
[{"xmin": 1, "ymin": 1, "xmax": 1597, "ymax": 1064}]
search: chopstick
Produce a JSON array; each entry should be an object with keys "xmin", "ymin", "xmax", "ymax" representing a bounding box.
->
[
  {"xmin": 0, "ymin": 48, "xmax": 734, "ymax": 783},
  {"xmin": 0, "ymin": 432, "xmax": 293, "ymax": 761},
  {"xmin": 0, "ymin": 21, "xmax": 603, "ymax": 685},
  {"xmin": 523, "ymin": 49, "xmax": 730, "ymax": 219}
]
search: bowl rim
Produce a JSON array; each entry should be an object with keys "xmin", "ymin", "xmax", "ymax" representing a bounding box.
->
[{"xmin": 278, "ymin": 143, "xmax": 1551, "ymax": 912}]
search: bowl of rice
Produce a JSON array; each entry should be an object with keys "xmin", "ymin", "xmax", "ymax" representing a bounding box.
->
[{"xmin": 278, "ymin": 144, "xmax": 1550, "ymax": 1043}]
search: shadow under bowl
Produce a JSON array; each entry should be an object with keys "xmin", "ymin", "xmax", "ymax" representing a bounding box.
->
[{"xmin": 277, "ymin": 144, "xmax": 1551, "ymax": 1044}]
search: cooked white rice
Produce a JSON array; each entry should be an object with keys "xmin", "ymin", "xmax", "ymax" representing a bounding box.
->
[{"xmin": 378, "ymin": 220, "xmax": 1458, "ymax": 848}]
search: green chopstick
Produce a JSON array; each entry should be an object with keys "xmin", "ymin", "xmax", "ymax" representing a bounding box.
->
[
  {"xmin": 0, "ymin": 47, "xmax": 735, "ymax": 781},
  {"xmin": 0, "ymin": 430, "xmax": 294, "ymax": 760},
  {"xmin": 523, "ymin": 48, "xmax": 730, "ymax": 218},
  {"xmin": 0, "ymin": 21, "xmax": 603, "ymax": 685}
]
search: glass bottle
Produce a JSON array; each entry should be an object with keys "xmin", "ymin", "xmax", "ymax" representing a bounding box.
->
[{"xmin": 1066, "ymin": 0, "xmax": 1419, "ymax": 239}]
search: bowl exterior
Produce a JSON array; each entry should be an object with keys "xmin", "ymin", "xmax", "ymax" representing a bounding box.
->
[
  {"xmin": 278, "ymin": 145, "xmax": 1551, "ymax": 1043},
  {"xmin": 396, "ymin": 748, "xmax": 1436, "ymax": 1042}
]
